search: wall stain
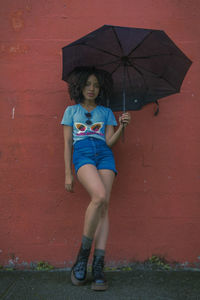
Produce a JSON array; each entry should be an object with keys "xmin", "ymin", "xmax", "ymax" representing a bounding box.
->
[
  {"xmin": 10, "ymin": 10, "xmax": 24, "ymax": 32},
  {"xmin": 0, "ymin": 43, "xmax": 29, "ymax": 55},
  {"xmin": 9, "ymin": 44, "xmax": 29, "ymax": 54},
  {"xmin": 25, "ymin": 4, "xmax": 32, "ymax": 12},
  {"xmin": 1, "ymin": 44, "xmax": 6, "ymax": 53}
]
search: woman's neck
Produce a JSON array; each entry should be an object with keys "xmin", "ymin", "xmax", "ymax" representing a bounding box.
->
[{"xmin": 81, "ymin": 100, "xmax": 97, "ymax": 108}]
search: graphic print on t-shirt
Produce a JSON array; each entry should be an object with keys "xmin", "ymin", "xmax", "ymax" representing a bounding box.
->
[{"xmin": 75, "ymin": 122, "xmax": 104, "ymax": 136}]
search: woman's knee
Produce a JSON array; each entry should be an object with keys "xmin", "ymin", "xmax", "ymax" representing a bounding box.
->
[
  {"xmin": 91, "ymin": 191, "xmax": 107, "ymax": 208},
  {"xmin": 100, "ymin": 201, "xmax": 109, "ymax": 217}
]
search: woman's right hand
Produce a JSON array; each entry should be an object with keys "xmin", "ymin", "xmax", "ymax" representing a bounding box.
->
[{"xmin": 65, "ymin": 173, "xmax": 74, "ymax": 192}]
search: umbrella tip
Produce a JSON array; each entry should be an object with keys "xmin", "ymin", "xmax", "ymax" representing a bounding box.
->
[{"xmin": 154, "ymin": 100, "xmax": 159, "ymax": 116}]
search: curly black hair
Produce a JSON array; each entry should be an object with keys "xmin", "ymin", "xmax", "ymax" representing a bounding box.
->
[{"xmin": 66, "ymin": 66, "xmax": 113, "ymax": 106}]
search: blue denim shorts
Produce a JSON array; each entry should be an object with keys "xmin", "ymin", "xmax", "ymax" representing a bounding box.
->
[{"xmin": 73, "ymin": 137, "xmax": 117, "ymax": 175}]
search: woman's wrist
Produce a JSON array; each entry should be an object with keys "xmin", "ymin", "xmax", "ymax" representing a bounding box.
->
[{"xmin": 65, "ymin": 170, "xmax": 72, "ymax": 176}]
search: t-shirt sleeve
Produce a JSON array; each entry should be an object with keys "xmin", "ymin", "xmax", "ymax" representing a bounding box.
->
[
  {"xmin": 61, "ymin": 106, "xmax": 73, "ymax": 126},
  {"xmin": 106, "ymin": 108, "xmax": 117, "ymax": 126}
]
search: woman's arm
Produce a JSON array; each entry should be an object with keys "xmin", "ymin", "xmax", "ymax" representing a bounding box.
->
[
  {"xmin": 63, "ymin": 125, "xmax": 74, "ymax": 192},
  {"xmin": 105, "ymin": 124, "xmax": 123, "ymax": 147},
  {"xmin": 105, "ymin": 112, "xmax": 131, "ymax": 148}
]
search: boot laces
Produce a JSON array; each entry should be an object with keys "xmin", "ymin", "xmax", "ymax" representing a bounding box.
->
[
  {"xmin": 94, "ymin": 257, "xmax": 104, "ymax": 276},
  {"xmin": 74, "ymin": 260, "xmax": 87, "ymax": 272},
  {"xmin": 74, "ymin": 248, "xmax": 90, "ymax": 272}
]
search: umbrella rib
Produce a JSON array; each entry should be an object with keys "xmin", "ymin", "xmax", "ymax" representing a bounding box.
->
[
  {"xmin": 127, "ymin": 31, "xmax": 187, "ymax": 60},
  {"xmin": 110, "ymin": 62, "xmax": 123, "ymax": 75},
  {"xmin": 127, "ymin": 31, "xmax": 153, "ymax": 56},
  {"xmin": 81, "ymin": 43, "xmax": 119, "ymax": 58},
  {"xmin": 130, "ymin": 53, "xmax": 183, "ymax": 59},
  {"xmin": 128, "ymin": 63, "xmax": 149, "ymax": 94},
  {"xmin": 132, "ymin": 62, "xmax": 178, "ymax": 91},
  {"xmin": 131, "ymin": 54, "xmax": 172, "ymax": 59},
  {"xmin": 95, "ymin": 59, "xmax": 121, "ymax": 68},
  {"xmin": 111, "ymin": 26, "xmax": 124, "ymax": 55},
  {"xmin": 133, "ymin": 61, "xmax": 162, "ymax": 76},
  {"xmin": 154, "ymin": 76, "xmax": 178, "ymax": 91},
  {"xmin": 126, "ymin": 67, "xmax": 147, "ymax": 96}
]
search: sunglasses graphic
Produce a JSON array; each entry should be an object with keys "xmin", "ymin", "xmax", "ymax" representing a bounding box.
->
[
  {"xmin": 85, "ymin": 112, "xmax": 92, "ymax": 125},
  {"xmin": 75, "ymin": 122, "xmax": 103, "ymax": 133}
]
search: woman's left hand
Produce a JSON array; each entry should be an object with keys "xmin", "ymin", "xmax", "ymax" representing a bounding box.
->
[{"xmin": 119, "ymin": 112, "xmax": 131, "ymax": 128}]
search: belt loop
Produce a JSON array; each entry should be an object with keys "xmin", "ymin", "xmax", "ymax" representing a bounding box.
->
[{"xmin": 90, "ymin": 137, "xmax": 96, "ymax": 154}]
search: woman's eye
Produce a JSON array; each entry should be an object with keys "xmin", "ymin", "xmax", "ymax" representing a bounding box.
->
[{"xmin": 85, "ymin": 82, "xmax": 99, "ymax": 88}]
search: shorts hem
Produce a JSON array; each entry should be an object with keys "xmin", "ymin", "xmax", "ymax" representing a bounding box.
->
[
  {"xmin": 97, "ymin": 167, "xmax": 117, "ymax": 176},
  {"xmin": 75, "ymin": 163, "xmax": 117, "ymax": 176},
  {"xmin": 75, "ymin": 162, "xmax": 95, "ymax": 174}
]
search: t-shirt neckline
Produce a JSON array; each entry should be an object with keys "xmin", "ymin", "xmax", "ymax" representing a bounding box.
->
[{"xmin": 79, "ymin": 103, "xmax": 98, "ymax": 113}]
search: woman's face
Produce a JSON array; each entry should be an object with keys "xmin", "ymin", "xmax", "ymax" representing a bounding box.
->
[{"xmin": 82, "ymin": 74, "xmax": 100, "ymax": 102}]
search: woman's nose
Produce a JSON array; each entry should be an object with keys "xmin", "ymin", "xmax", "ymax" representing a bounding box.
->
[{"xmin": 89, "ymin": 85, "xmax": 95, "ymax": 91}]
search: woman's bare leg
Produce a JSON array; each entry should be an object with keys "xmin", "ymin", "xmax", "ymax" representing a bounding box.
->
[
  {"xmin": 94, "ymin": 169, "xmax": 115, "ymax": 250},
  {"xmin": 71, "ymin": 163, "xmax": 105, "ymax": 285},
  {"xmin": 77, "ymin": 164, "xmax": 108, "ymax": 239}
]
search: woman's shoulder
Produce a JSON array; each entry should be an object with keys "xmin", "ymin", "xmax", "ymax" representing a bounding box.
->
[
  {"xmin": 97, "ymin": 105, "xmax": 112, "ymax": 112},
  {"xmin": 64, "ymin": 104, "xmax": 79, "ymax": 112}
]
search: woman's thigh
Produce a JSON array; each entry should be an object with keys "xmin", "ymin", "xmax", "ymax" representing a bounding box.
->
[
  {"xmin": 98, "ymin": 169, "xmax": 115, "ymax": 203},
  {"xmin": 77, "ymin": 164, "xmax": 106, "ymax": 199}
]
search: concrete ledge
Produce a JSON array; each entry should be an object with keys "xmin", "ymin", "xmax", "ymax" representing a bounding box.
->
[{"xmin": 0, "ymin": 269, "xmax": 200, "ymax": 299}]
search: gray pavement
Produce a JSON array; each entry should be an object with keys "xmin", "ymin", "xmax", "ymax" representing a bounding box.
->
[{"xmin": 0, "ymin": 269, "xmax": 200, "ymax": 300}]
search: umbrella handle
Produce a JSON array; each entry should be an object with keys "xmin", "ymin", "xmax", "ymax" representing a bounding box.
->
[
  {"xmin": 122, "ymin": 125, "xmax": 125, "ymax": 142},
  {"xmin": 121, "ymin": 64, "xmax": 126, "ymax": 142},
  {"xmin": 123, "ymin": 65, "xmax": 126, "ymax": 113},
  {"xmin": 120, "ymin": 114, "xmax": 126, "ymax": 142}
]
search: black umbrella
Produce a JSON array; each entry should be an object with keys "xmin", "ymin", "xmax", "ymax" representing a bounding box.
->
[{"xmin": 62, "ymin": 25, "xmax": 192, "ymax": 113}]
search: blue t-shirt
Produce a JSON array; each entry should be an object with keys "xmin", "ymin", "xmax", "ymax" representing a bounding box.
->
[{"xmin": 61, "ymin": 104, "xmax": 117, "ymax": 144}]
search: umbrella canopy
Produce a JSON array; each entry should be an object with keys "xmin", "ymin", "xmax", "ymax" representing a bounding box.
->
[{"xmin": 62, "ymin": 25, "xmax": 192, "ymax": 112}]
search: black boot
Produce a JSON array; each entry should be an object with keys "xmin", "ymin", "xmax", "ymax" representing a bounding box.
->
[
  {"xmin": 71, "ymin": 246, "xmax": 90, "ymax": 285},
  {"xmin": 91, "ymin": 255, "xmax": 108, "ymax": 291}
]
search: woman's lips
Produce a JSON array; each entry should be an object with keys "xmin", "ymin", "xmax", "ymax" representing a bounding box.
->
[{"xmin": 88, "ymin": 93, "xmax": 94, "ymax": 97}]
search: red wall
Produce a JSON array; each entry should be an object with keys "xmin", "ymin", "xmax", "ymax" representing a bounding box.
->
[{"xmin": 0, "ymin": 0, "xmax": 200, "ymax": 269}]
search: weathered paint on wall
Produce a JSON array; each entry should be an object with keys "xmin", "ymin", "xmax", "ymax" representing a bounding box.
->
[{"xmin": 0, "ymin": 0, "xmax": 200, "ymax": 268}]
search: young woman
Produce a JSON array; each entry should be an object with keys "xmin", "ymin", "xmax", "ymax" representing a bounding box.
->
[{"xmin": 61, "ymin": 66, "xmax": 131, "ymax": 291}]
